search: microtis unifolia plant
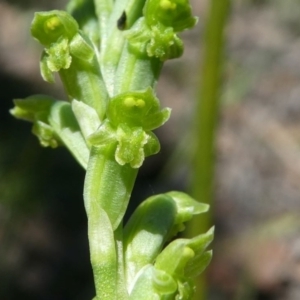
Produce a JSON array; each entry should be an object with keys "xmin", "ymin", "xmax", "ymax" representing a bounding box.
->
[{"xmin": 10, "ymin": 0, "xmax": 214, "ymax": 299}]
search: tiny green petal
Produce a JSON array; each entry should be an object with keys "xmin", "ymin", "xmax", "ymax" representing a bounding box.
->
[
  {"xmin": 146, "ymin": 24, "xmax": 184, "ymax": 60},
  {"xmin": 69, "ymin": 32, "xmax": 95, "ymax": 61},
  {"xmin": 40, "ymin": 51, "xmax": 55, "ymax": 83},
  {"xmin": 45, "ymin": 37, "xmax": 72, "ymax": 72},
  {"xmin": 88, "ymin": 121, "xmax": 161, "ymax": 168},
  {"xmin": 32, "ymin": 119, "xmax": 58, "ymax": 148},
  {"xmin": 115, "ymin": 125, "xmax": 149, "ymax": 168},
  {"xmin": 126, "ymin": 18, "xmax": 184, "ymax": 61},
  {"xmin": 143, "ymin": 132, "xmax": 160, "ymax": 157},
  {"xmin": 165, "ymin": 191, "xmax": 209, "ymax": 237}
]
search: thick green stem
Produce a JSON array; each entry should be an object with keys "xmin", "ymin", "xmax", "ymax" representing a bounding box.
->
[
  {"xmin": 187, "ymin": 0, "xmax": 231, "ymax": 298},
  {"xmin": 84, "ymin": 144, "xmax": 138, "ymax": 298}
]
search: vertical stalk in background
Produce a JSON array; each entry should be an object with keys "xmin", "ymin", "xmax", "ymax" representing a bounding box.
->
[{"xmin": 187, "ymin": 0, "xmax": 231, "ymax": 298}]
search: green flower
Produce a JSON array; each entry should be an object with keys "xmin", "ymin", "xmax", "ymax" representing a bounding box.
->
[
  {"xmin": 10, "ymin": 95, "xmax": 59, "ymax": 148},
  {"xmin": 125, "ymin": 0, "xmax": 197, "ymax": 61},
  {"xmin": 31, "ymin": 10, "xmax": 97, "ymax": 83},
  {"xmin": 10, "ymin": 96, "xmax": 89, "ymax": 168},
  {"xmin": 88, "ymin": 88, "xmax": 170, "ymax": 168},
  {"xmin": 144, "ymin": 0, "xmax": 197, "ymax": 32},
  {"xmin": 31, "ymin": 10, "xmax": 78, "ymax": 47}
]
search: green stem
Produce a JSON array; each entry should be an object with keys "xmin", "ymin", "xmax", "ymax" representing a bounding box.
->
[
  {"xmin": 101, "ymin": 29, "xmax": 127, "ymax": 95},
  {"xmin": 94, "ymin": 0, "xmax": 113, "ymax": 51},
  {"xmin": 84, "ymin": 144, "xmax": 138, "ymax": 298},
  {"xmin": 100, "ymin": 0, "xmax": 147, "ymax": 95},
  {"xmin": 187, "ymin": 0, "xmax": 231, "ymax": 298},
  {"xmin": 113, "ymin": 46, "xmax": 162, "ymax": 95}
]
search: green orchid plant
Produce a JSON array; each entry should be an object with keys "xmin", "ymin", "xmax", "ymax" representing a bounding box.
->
[{"xmin": 10, "ymin": 0, "xmax": 214, "ymax": 299}]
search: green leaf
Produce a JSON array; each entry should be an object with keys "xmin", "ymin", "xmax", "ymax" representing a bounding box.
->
[
  {"xmin": 152, "ymin": 228, "xmax": 214, "ymax": 299},
  {"xmin": 124, "ymin": 194, "xmax": 177, "ymax": 284},
  {"xmin": 49, "ymin": 101, "xmax": 89, "ymax": 169},
  {"xmin": 88, "ymin": 204, "xmax": 118, "ymax": 299},
  {"xmin": 71, "ymin": 99, "xmax": 101, "ymax": 142},
  {"xmin": 58, "ymin": 53, "xmax": 108, "ymax": 120},
  {"xmin": 165, "ymin": 191, "xmax": 209, "ymax": 238},
  {"xmin": 129, "ymin": 265, "xmax": 177, "ymax": 300},
  {"xmin": 10, "ymin": 95, "xmax": 89, "ymax": 168},
  {"xmin": 10, "ymin": 95, "xmax": 55, "ymax": 122},
  {"xmin": 185, "ymin": 250, "xmax": 212, "ymax": 278},
  {"xmin": 10, "ymin": 95, "xmax": 60, "ymax": 148},
  {"xmin": 87, "ymin": 121, "xmax": 117, "ymax": 146},
  {"xmin": 124, "ymin": 192, "xmax": 209, "ymax": 284},
  {"xmin": 155, "ymin": 227, "xmax": 214, "ymax": 277}
]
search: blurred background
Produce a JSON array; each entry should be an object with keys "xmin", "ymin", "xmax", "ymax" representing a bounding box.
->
[{"xmin": 1, "ymin": 0, "xmax": 300, "ymax": 299}]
